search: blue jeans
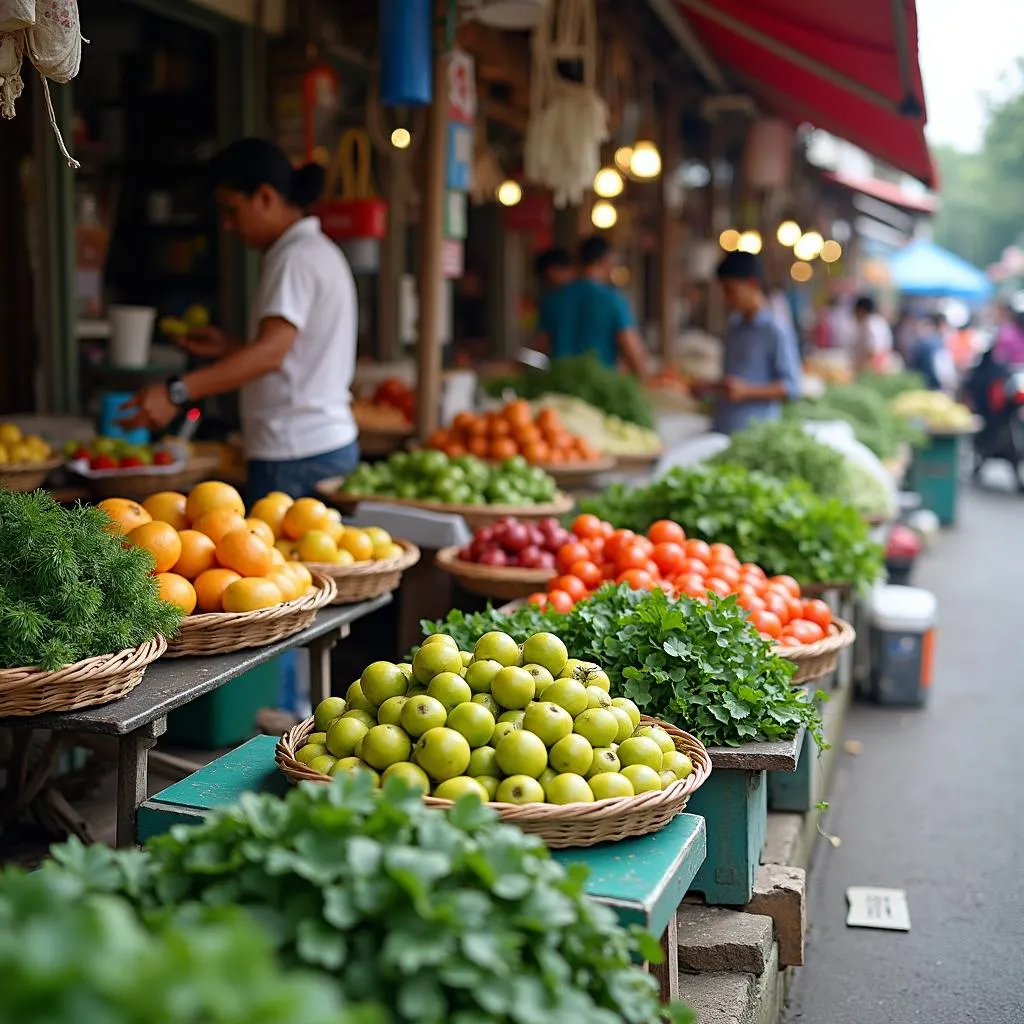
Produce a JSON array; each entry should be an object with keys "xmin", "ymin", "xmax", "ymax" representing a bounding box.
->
[{"xmin": 245, "ymin": 441, "xmax": 360, "ymax": 505}]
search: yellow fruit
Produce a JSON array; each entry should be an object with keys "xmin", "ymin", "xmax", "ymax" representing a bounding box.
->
[
  {"xmin": 154, "ymin": 572, "xmax": 197, "ymax": 614},
  {"xmin": 326, "ymin": 508, "xmax": 343, "ymax": 525},
  {"xmin": 0, "ymin": 445, "xmax": 8, "ymax": 465},
  {"xmin": 216, "ymin": 528, "xmax": 274, "ymax": 577},
  {"xmin": 143, "ymin": 491, "xmax": 189, "ymax": 530},
  {"xmin": 363, "ymin": 526, "xmax": 392, "ymax": 546},
  {"xmin": 0, "ymin": 423, "xmax": 22, "ymax": 445},
  {"xmin": 193, "ymin": 568, "xmax": 242, "ymax": 612},
  {"xmin": 9, "ymin": 443, "xmax": 32, "ymax": 462},
  {"xmin": 340, "ymin": 527, "xmax": 374, "ymax": 562},
  {"xmin": 97, "ymin": 498, "xmax": 152, "ymax": 536},
  {"xmin": 268, "ymin": 570, "xmax": 300, "ymax": 602},
  {"xmin": 275, "ymin": 538, "xmax": 299, "ymax": 561},
  {"xmin": 193, "ymin": 509, "xmax": 246, "ymax": 544},
  {"xmin": 283, "ymin": 562, "xmax": 313, "ymax": 590},
  {"xmin": 249, "ymin": 493, "xmax": 294, "ymax": 538},
  {"xmin": 282, "ymin": 498, "xmax": 331, "ymax": 540},
  {"xmin": 327, "ymin": 521, "xmax": 345, "ymax": 544},
  {"xmin": 375, "ymin": 542, "xmax": 405, "ymax": 561},
  {"xmin": 335, "ymin": 549, "xmax": 355, "ymax": 566},
  {"xmin": 126, "ymin": 521, "xmax": 183, "ymax": 574},
  {"xmin": 173, "ymin": 529, "xmax": 218, "ymax": 580},
  {"xmin": 186, "ymin": 481, "xmax": 245, "ymax": 524},
  {"xmin": 268, "ymin": 546, "xmax": 287, "ymax": 567},
  {"xmin": 222, "ymin": 577, "xmax": 283, "ymax": 612},
  {"xmin": 297, "ymin": 530, "xmax": 338, "ymax": 563},
  {"xmin": 243, "ymin": 517, "xmax": 276, "ymax": 547}
]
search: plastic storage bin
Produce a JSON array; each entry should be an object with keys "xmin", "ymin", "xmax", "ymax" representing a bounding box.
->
[
  {"xmin": 869, "ymin": 585, "xmax": 937, "ymax": 706},
  {"xmin": 906, "ymin": 434, "xmax": 962, "ymax": 526}
]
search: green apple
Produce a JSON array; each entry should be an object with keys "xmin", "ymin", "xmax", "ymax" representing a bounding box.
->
[
  {"xmin": 544, "ymin": 773, "xmax": 594, "ymax": 804},
  {"xmin": 427, "ymin": 671, "xmax": 472, "ymax": 711},
  {"xmin": 465, "ymin": 658, "xmax": 502, "ymax": 693},
  {"xmin": 548, "ymin": 733, "xmax": 594, "ymax": 776},
  {"xmin": 308, "ymin": 754, "xmax": 338, "ymax": 776},
  {"xmin": 382, "ymin": 761, "xmax": 430, "ymax": 795},
  {"xmin": 413, "ymin": 727, "xmax": 471, "ymax": 781},
  {"xmin": 473, "ymin": 630, "xmax": 522, "ymax": 667},
  {"xmin": 341, "ymin": 709, "xmax": 375, "ymax": 728},
  {"xmin": 332, "ymin": 759, "xmax": 380, "ymax": 787},
  {"xmin": 397, "ymin": 662, "xmax": 415, "ymax": 681},
  {"xmin": 520, "ymin": 632, "xmax": 568, "ymax": 677},
  {"xmin": 307, "ymin": 731, "xmax": 327, "ymax": 746},
  {"xmin": 542, "ymin": 678, "xmax": 589, "ymax": 718},
  {"xmin": 538, "ymin": 767, "xmax": 557, "ymax": 789},
  {"xmin": 412, "ymin": 642, "xmax": 464, "ymax": 685},
  {"xmin": 400, "ymin": 695, "xmax": 448, "ymax": 738},
  {"xmin": 325, "ymin": 717, "xmax": 369, "ymax": 758},
  {"xmin": 467, "ymin": 745, "xmax": 501, "ymax": 778},
  {"xmin": 345, "ymin": 681, "xmax": 377, "ymax": 713},
  {"xmin": 495, "ymin": 775, "xmax": 546, "ymax": 804},
  {"xmin": 471, "ymin": 692, "xmax": 501, "ymax": 716},
  {"xmin": 377, "ymin": 695, "xmax": 408, "ymax": 726},
  {"xmin": 609, "ymin": 707, "xmax": 635, "ymax": 744},
  {"xmin": 585, "ymin": 685, "xmax": 612, "ymax": 709},
  {"xmin": 446, "ymin": 702, "xmax": 496, "ymax": 748},
  {"xmin": 633, "ymin": 725, "xmax": 675, "ymax": 754},
  {"xmin": 475, "ymin": 775, "xmax": 500, "ymax": 799},
  {"xmin": 421, "ymin": 632, "xmax": 459, "ymax": 649},
  {"xmin": 573, "ymin": 708, "xmax": 619, "ymax": 747},
  {"xmin": 360, "ymin": 724, "xmax": 412, "ymax": 770},
  {"xmin": 433, "ymin": 776, "xmax": 489, "ymax": 802},
  {"xmin": 522, "ymin": 701, "xmax": 573, "ymax": 747},
  {"xmin": 313, "ymin": 696, "xmax": 347, "ymax": 732},
  {"xmin": 662, "ymin": 751, "xmax": 694, "ymax": 780},
  {"xmin": 495, "ymin": 730, "xmax": 548, "ymax": 779},
  {"xmin": 491, "ymin": 666, "xmax": 535, "ymax": 710},
  {"xmin": 523, "ymin": 663, "xmax": 555, "ymax": 696},
  {"xmin": 460, "ymin": 650, "xmax": 473, "ymax": 668},
  {"xmin": 611, "ymin": 697, "xmax": 641, "ymax": 729},
  {"xmin": 360, "ymin": 661, "xmax": 408, "ymax": 707},
  {"xmin": 617, "ymin": 736, "xmax": 664, "ymax": 771},
  {"xmin": 295, "ymin": 743, "xmax": 327, "ymax": 766},
  {"xmin": 589, "ymin": 772, "xmax": 634, "ymax": 800},
  {"xmin": 621, "ymin": 764, "xmax": 663, "ymax": 794},
  {"xmin": 490, "ymin": 721, "xmax": 520, "ymax": 745},
  {"xmin": 500, "ymin": 707, "xmax": 525, "ymax": 723},
  {"xmin": 660, "ymin": 770, "xmax": 681, "ymax": 789},
  {"xmin": 586, "ymin": 747, "xmax": 620, "ymax": 777}
]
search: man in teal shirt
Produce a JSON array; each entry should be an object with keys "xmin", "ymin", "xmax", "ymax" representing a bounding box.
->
[{"xmin": 536, "ymin": 236, "xmax": 649, "ymax": 375}]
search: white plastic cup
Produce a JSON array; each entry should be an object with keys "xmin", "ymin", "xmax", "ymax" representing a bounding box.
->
[{"xmin": 108, "ymin": 305, "xmax": 156, "ymax": 367}]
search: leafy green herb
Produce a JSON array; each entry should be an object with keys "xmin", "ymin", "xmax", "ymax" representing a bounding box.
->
[
  {"xmin": 0, "ymin": 490, "xmax": 182, "ymax": 670},
  {"xmin": 578, "ymin": 464, "xmax": 883, "ymax": 588},
  {"xmin": 43, "ymin": 778, "xmax": 693, "ymax": 1024}
]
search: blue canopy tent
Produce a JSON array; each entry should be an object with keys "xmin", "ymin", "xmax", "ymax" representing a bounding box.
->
[{"xmin": 888, "ymin": 239, "xmax": 993, "ymax": 301}]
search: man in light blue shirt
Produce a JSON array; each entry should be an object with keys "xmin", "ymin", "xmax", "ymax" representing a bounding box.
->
[
  {"xmin": 536, "ymin": 236, "xmax": 649, "ymax": 376},
  {"xmin": 712, "ymin": 251, "xmax": 802, "ymax": 434}
]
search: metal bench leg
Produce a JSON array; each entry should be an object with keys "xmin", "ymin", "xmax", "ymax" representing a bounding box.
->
[
  {"xmin": 307, "ymin": 626, "xmax": 348, "ymax": 708},
  {"xmin": 116, "ymin": 717, "xmax": 166, "ymax": 848}
]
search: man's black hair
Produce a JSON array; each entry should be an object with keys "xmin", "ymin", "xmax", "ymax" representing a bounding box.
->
[
  {"xmin": 716, "ymin": 250, "xmax": 763, "ymax": 281},
  {"xmin": 208, "ymin": 137, "xmax": 325, "ymax": 209},
  {"xmin": 534, "ymin": 248, "xmax": 572, "ymax": 278},
  {"xmin": 579, "ymin": 235, "xmax": 611, "ymax": 267},
  {"xmin": 854, "ymin": 295, "xmax": 876, "ymax": 315}
]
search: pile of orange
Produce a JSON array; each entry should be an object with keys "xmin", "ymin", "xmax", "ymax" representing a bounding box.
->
[
  {"xmin": 97, "ymin": 482, "xmax": 314, "ymax": 616},
  {"xmin": 425, "ymin": 400, "xmax": 600, "ymax": 465}
]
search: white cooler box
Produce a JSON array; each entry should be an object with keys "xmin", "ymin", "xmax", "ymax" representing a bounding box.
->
[{"xmin": 869, "ymin": 585, "xmax": 937, "ymax": 706}]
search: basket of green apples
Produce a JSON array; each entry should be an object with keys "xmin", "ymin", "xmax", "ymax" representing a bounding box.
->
[{"xmin": 276, "ymin": 629, "xmax": 711, "ymax": 848}]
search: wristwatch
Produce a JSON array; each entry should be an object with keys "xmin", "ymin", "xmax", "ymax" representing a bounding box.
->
[{"xmin": 166, "ymin": 377, "xmax": 190, "ymax": 406}]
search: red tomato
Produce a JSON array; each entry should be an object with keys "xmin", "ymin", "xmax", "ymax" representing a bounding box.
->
[
  {"xmin": 632, "ymin": 536, "xmax": 654, "ymax": 557},
  {"xmin": 582, "ymin": 536, "xmax": 606, "ymax": 557},
  {"xmin": 761, "ymin": 590, "xmax": 792, "ymax": 625},
  {"xmin": 675, "ymin": 574, "xmax": 707, "ymax": 598},
  {"xmin": 802, "ymin": 599, "xmax": 833, "ymax": 630},
  {"xmin": 569, "ymin": 559, "xmax": 602, "ymax": 590},
  {"xmin": 556, "ymin": 541, "xmax": 590, "ymax": 574},
  {"xmin": 618, "ymin": 569, "xmax": 656, "ymax": 590},
  {"xmin": 770, "ymin": 574, "xmax": 801, "ymax": 598},
  {"xmin": 547, "ymin": 589, "xmax": 575, "ymax": 613},
  {"xmin": 685, "ymin": 539, "xmax": 712, "ymax": 563},
  {"xmin": 599, "ymin": 561, "xmax": 618, "ymax": 580},
  {"xmin": 526, "ymin": 592, "xmax": 549, "ymax": 608},
  {"xmin": 656, "ymin": 579, "xmax": 676, "ymax": 595},
  {"xmin": 615, "ymin": 543, "xmax": 651, "ymax": 573},
  {"xmin": 740, "ymin": 573, "xmax": 769, "ymax": 594},
  {"xmin": 604, "ymin": 529, "xmax": 637, "ymax": 561},
  {"xmin": 704, "ymin": 577, "xmax": 733, "ymax": 598},
  {"xmin": 549, "ymin": 574, "xmax": 588, "ymax": 603},
  {"xmin": 777, "ymin": 635, "xmax": 803, "ymax": 647},
  {"xmin": 644, "ymin": 560, "xmax": 661, "ymax": 578},
  {"xmin": 648, "ymin": 520, "xmax": 686, "ymax": 546},
  {"xmin": 707, "ymin": 562, "xmax": 740, "ymax": 587},
  {"xmin": 737, "ymin": 591, "xmax": 766, "ymax": 613},
  {"xmin": 785, "ymin": 619, "xmax": 826, "ymax": 644},
  {"xmin": 734, "ymin": 582, "xmax": 759, "ymax": 600},
  {"xmin": 652, "ymin": 542, "xmax": 687, "ymax": 577},
  {"xmin": 680, "ymin": 557, "xmax": 709, "ymax": 577},
  {"xmin": 571, "ymin": 514, "xmax": 605, "ymax": 540},
  {"xmin": 750, "ymin": 610, "xmax": 783, "ymax": 638},
  {"xmin": 784, "ymin": 594, "xmax": 803, "ymax": 623},
  {"xmin": 709, "ymin": 543, "xmax": 738, "ymax": 564},
  {"xmin": 740, "ymin": 562, "xmax": 766, "ymax": 580}
]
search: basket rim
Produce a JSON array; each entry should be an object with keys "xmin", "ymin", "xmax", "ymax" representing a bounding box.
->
[
  {"xmin": 0, "ymin": 633, "xmax": 167, "ymax": 683},
  {"xmin": 305, "ymin": 538, "xmax": 421, "ymax": 578},
  {"xmin": 0, "ymin": 455, "xmax": 64, "ymax": 476},
  {"xmin": 773, "ymin": 615, "xmax": 855, "ymax": 663},
  {"xmin": 435, "ymin": 545, "xmax": 553, "ymax": 584}
]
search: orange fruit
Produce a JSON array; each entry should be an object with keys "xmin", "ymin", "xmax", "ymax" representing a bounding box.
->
[
  {"xmin": 298, "ymin": 530, "xmax": 339, "ymax": 563},
  {"xmin": 275, "ymin": 538, "xmax": 299, "ymax": 561},
  {"xmin": 283, "ymin": 561, "xmax": 313, "ymax": 590},
  {"xmin": 193, "ymin": 508, "xmax": 247, "ymax": 544},
  {"xmin": 221, "ymin": 576, "xmax": 283, "ymax": 613},
  {"xmin": 339, "ymin": 527, "xmax": 374, "ymax": 562},
  {"xmin": 249, "ymin": 492, "xmax": 294, "ymax": 539},
  {"xmin": 268, "ymin": 546, "xmax": 287, "ymax": 568},
  {"xmin": 154, "ymin": 572, "xmax": 197, "ymax": 614},
  {"xmin": 282, "ymin": 497, "xmax": 331, "ymax": 540},
  {"xmin": 216, "ymin": 527, "xmax": 274, "ymax": 577},
  {"xmin": 244, "ymin": 517, "xmax": 276, "ymax": 547},
  {"xmin": 97, "ymin": 498, "xmax": 152, "ymax": 536},
  {"xmin": 267, "ymin": 570, "xmax": 300, "ymax": 602},
  {"xmin": 185, "ymin": 481, "xmax": 245, "ymax": 525},
  {"xmin": 173, "ymin": 529, "xmax": 218, "ymax": 580},
  {"xmin": 142, "ymin": 491, "xmax": 188, "ymax": 530},
  {"xmin": 125, "ymin": 521, "xmax": 183, "ymax": 574},
  {"xmin": 193, "ymin": 568, "xmax": 242, "ymax": 612}
]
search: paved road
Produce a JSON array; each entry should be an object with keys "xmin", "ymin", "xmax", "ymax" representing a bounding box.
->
[{"xmin": 786, "ymin": 476, "xmax": 1024, "ymax": 1024}]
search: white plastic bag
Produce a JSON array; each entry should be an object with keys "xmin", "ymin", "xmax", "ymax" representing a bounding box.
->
[
  {"xmin": 0, "ymin": 0, "xmax": 34, "ymax": 32},
  {"xmin": 26, "ymin": 0, "xmax": 79, "ymax": 81},
  {"xmin": 0, "ymin": 29, "xmax": 24, "ymax": 118}
]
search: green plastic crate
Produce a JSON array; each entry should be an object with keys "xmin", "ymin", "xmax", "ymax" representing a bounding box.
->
[
  {"xmin": 166, "ymin": 658, "xmax": 283, "ymax": 749},
  {"xmin": 907, "ymin": 434, "xmax": 961, "ymax": 526}
]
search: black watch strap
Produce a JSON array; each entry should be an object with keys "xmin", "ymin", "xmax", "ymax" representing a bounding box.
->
[{"xmin": 167, "ymin": 377, "xmax": 190, "ymax": 405}]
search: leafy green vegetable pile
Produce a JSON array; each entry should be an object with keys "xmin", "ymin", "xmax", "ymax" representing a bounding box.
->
[
  {"xmin": 424, "ymin": 585, "xmax": 823, "ymax": 749},
  {"xmin": 578, "ymin": 464, "xmax": 883, "ymax": 587},
  {"xmin": 0, "ymin": 490, "xmax": 182, "ymax": 670},
  {"xmin": 43, "ymin": 776, "xmax": 691, "ymax": 1024},
  {"xmin": 0, "ymin": 866, "xmax": 369, "ymax": 1024},
  {"xmin": 484, "ymin": 353, "xmax": 655, "ymax": 429}
]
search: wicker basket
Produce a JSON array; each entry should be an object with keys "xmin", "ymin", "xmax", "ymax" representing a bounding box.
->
[
  {"xmin": 435, "ymin": 545, "xmax": 551, "ymax": 600},
  {"xmin": 357, "ymin": 425, "xmax": 415, "ymax": 458},
  {"xmin": 276, "ymin": 714, "xmax": 711, "ymax": 849},
  {"xmin": 164, "ymin": 571, "xmax": 337, "ymax": 658},
  {"xmin": 315, "ymin": 477, "xmax": 575, "ymax": 531},
  {"xmin": 75, "ymin": 455, "xmax": 222, "ymax": 502},
  {"xmin": 0, "ymin": 635, "xmax": 167, "ymax": 718},
  {"xmin": 612, "ymin": 451, "xmax": 662, "ymax": 474},
  {"xmin": 775, "ymin": 616, "xmax": 856, "ymax": 685},
  {"xmin": 541, "ymin": 456, "xmax": 617, "ymax": 488},
  {"xmin": 305, "ymin": 540, "xmax": 421, "ymax": 605},
  {"xmin": 0, "ymin": 457, "xmax": 62, "ymax": 493}
]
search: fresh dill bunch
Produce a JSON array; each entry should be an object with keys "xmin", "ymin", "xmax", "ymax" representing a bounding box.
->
[{"xmin": 0, "ymin": 490, "xmax": 183, "ymax": 671}]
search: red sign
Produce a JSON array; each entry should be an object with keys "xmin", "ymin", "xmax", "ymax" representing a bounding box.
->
[
  {"xmin": 447, "ymin": 50, "xmax": 476, "ymax": 126},
  {"xmin": 314, "ymin": 198, "xmax": 388, "ymax": 240},
  {"xmin": 502, "ymin": 191, "xmax": 554, "ymax": 234}
]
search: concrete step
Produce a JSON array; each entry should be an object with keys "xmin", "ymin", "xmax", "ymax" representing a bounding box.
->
[
  {"xmin": 678, "ymin": 943, "xmax": 784, "ymax": 1024},
  {"xmin": 677, "ymin": 905, "xmax": 774, "ymax": 976}
]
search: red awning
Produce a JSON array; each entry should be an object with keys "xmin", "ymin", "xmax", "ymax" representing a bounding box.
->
[
  {"xmin": 821, "ymin": 170, "xmax": 937, "ymax": 214},
  {"xmin": 674, "ymin": 0, "xmax": 935, "ymax": 187}
]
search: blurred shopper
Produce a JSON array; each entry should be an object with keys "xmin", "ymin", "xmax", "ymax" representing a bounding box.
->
[
  {"xmin": 992, "ymin": 301, "xmax": 1024, "ymax": 366},
  {"xmin": 910, "ymin": 312, "xmax": 957, "ymax": 391},
  {"xmin": 948, "ymin": 316, "xmax": 981, "ymax": 372},
  {"xmin": 711, "ymin": 251, "xmax": 802, "ymax": 434},
  {"xmin": 852, "ymin": 295, "xmax": 894, "ymax": 372},
  {"xmin": 533, "ymin": 247, "xmax": 574, "ymax": 293}
]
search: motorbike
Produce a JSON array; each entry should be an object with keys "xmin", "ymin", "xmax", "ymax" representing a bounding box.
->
[{"xmin": 961, "ymin": 349, "xmax": 1024, "ymax": 490}]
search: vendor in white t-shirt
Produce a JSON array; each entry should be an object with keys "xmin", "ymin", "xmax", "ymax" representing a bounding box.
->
[{"xmin": 120, "ymin": 137, "xmax": 360, "ymax": 503}]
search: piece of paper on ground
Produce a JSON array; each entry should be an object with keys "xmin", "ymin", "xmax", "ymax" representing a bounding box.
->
[{"xmin": 845, "ymin": 887, "xmax": 911, "ymax": 931}]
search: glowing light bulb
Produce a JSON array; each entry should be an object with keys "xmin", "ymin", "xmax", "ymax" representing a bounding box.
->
[
  {"xmin": 790, "ymin": 261, "xmax": 813, "ymax": 283},
  {"xmin": 629, "ymin": 140, "xmax": 662, "ymax": 179},
  {"xmin": 594, "ymin": 166, "xmax": 624, "ymax": 198},
  {"xmin": 793, "ymin": 231, "xmax": 825, "ymax": 261},
  {"xmin": 719, "ymin": 228, "xmax": 741, "ymax": 252},
  {"xmin": 776, "ymin": 220, "xmax": 801, "ymax": 247},
  {"xmin": 614, "ymin": 146, "xmax": 634, "ymax": 173},
  {"xmin": 496, "ymin": 180, "xmax": 523, "ymax": 207},
  {"xmin": 738, "ymin": 230, "xmax": 762, "ymax": 254},
  {"xmin": 820, "ymin": 240, "xmax": 842, "ymax": 263},
  {"xmin": 390, "ymin": 128, "xmax": 412, "ymax": 149},
  {"xmin": 591, "ymin": 200, "xmax": 618, "ymax": 230}
]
